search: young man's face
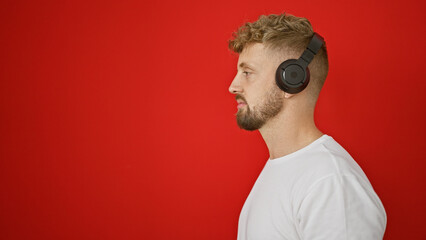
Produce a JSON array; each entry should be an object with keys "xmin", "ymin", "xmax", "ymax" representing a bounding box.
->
[{"xmin": 228, "ymin": 43, "xmax": 284, "ymax": 131}]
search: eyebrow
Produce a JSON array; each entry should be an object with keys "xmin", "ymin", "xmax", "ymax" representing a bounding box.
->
[{"xmin": 238, "ymin": 62, "xmax": 256, "ymax": 70}]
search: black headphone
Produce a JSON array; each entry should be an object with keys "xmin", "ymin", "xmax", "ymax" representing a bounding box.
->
[{"xmin": 275, "ymin": 33, "xmax": 324, "ymax": 94}]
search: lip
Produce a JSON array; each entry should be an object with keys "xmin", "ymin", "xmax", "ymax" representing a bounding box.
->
[{"xmin": 237, "ymin": 102, "xmax": 247, "ymax": 109}]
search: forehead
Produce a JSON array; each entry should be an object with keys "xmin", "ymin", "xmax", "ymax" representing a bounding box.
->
[{"xmin": 238, "ymin": 43, "xmax": 276, "ymax": 68}]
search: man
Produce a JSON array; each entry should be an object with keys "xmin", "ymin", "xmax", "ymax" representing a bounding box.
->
[{"xmin": 228, "ymin": 13, "xmax": 387, "ymax": 239}]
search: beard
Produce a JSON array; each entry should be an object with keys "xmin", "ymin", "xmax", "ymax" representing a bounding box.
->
[{"xmin": 235, "ymin": 86, "xmax": 284, "ymax": 131}]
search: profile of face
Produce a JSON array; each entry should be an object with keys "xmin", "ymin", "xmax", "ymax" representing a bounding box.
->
[{"xmin": 228, "ymin": 43, "xmax": 284, "ymax": 131}]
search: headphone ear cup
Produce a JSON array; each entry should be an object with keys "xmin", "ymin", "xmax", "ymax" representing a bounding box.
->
[{"xmin": 275, "ymin": 59, "xmax": 310, "ymax": 94}]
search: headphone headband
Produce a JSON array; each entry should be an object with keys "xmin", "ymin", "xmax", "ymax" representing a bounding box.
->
[{"xmin": 298, "ymin": 33, "xmax": 324, "ymax": 68}]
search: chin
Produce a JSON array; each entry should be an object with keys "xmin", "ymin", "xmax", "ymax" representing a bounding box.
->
[{"xmin": 236, "ymin": 116, "xmax": 265, "ymax": 131}]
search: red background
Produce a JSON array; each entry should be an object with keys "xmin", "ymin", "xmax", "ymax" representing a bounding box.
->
[{"xmin": 1, "ymin": 0, "xmax": 425, "ymax": 239}]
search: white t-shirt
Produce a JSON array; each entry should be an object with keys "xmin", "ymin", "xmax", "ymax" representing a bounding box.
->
[{"xmin": 237, "ymin": 135, "xmax": 387, "ymax": 240}]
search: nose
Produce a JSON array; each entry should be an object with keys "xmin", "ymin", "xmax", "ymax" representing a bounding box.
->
[{"xmin": 228, "ymin": 73, "xmax": 243, "ymax": 94}]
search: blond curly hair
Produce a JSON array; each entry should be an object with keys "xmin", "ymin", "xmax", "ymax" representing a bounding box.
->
[{"xmin": 228, "ymin": 13, "xmax": 329, "ymax": 101}]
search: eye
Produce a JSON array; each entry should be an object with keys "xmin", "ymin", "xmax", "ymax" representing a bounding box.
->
[{"xmin": 243, "ymin": 71, "xmax": 251, "ymax": 77}]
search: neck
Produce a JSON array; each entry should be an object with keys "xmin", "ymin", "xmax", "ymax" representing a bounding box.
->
[{"xmin": 258, "ymin": 103, "xmax": 323, "ymax": 160}]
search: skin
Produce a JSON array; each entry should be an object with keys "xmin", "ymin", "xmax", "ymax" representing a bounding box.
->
[{"xmin": 228, "ymin": 43, "xmax": 324, "ymax": 160}]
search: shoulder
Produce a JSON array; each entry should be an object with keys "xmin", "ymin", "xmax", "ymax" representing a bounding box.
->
[
  {"xmin": 296, "ymin": 135, "xmax": 371, "ymax": 185},
  {"xmin": 285, "ymin": 136, "xmax": 376, "ymax": 203},
  {"xmin": 293, "ymin": 137, "xmax": 387, "ymax": 238}
]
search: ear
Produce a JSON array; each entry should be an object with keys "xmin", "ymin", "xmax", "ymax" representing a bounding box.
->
[{"xmin": 284, "ymin": 92, "xmax": 294, "ymax": 99}]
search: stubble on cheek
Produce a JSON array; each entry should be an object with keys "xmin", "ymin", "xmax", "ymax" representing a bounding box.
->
[{"xmin": 235, "ymin": 86, "xmax": 284, "ymax": 131}]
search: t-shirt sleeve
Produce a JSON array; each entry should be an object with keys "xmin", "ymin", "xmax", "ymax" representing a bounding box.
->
[{"xmin": 296, "ymin": 174, "xmax": 387, "ymax": 240}]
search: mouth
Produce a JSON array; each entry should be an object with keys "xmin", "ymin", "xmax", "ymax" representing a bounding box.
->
[
  {"xmin": 235, "ymin": 95, "xmax": 247, "ymax": 110},
  {"xmin": 237, "ymin": 102, "xmax": 247, "ymax": 109}
]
